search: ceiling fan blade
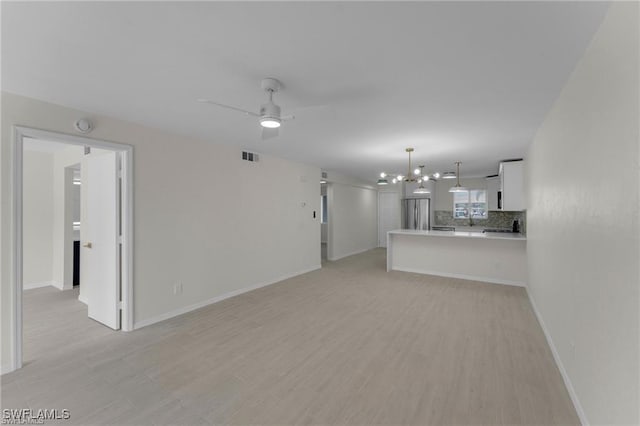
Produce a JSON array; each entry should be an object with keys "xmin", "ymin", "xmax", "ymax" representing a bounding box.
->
[
  {"xmin": 197, "ymin": 98, "xmax": 259, "ymax": 117},
  {"xmin": 261, "ymin": 127, "xmax": 279, "ymax": 140},
  {"xmin": 290, "ymin": 104, "xmax": 328, "ymax": 113}
]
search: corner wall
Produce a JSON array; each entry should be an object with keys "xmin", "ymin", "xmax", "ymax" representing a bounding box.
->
[
  {"xmin": 525, "ymin": 3, "xmax": 639, "ymax": 424},
  {"xmin": 1, "ymin": 92, "xmax": 321, "ymax": 372},
  {"xmin": 325, "ymin": 171, "xmax": 377, "ymax": 261}
]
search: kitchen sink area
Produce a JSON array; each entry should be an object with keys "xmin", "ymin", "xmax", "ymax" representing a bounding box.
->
[{"xmin": 432, "ymin": 210, "xmax": 526, "ymax": 235}]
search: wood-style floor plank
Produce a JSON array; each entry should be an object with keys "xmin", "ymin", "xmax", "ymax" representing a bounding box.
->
[{"xmin": 1, "ymin": 248, "xmax": 578, "ymax": 425}]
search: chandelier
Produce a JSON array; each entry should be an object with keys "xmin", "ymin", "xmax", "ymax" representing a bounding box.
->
[{"xmin": 377, "ymin": 148, "xmax": 440, "ymax": 194}]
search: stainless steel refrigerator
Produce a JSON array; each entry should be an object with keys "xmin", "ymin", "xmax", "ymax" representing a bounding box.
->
[{"xmin": 402, "ymin": 198, "xmax": 431, "ymax": 230}]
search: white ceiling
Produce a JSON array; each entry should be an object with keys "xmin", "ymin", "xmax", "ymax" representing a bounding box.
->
[{"xmin": 2, "ymin": 1, "xmax": 609, "ymax": 182}]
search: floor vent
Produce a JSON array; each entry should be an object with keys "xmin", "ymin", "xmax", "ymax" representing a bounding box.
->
[{"xmin": 242, "ymin": 151, "xmax": 259, "ymax": 162}]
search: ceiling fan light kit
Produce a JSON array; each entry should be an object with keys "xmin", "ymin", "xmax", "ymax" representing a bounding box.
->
[
  {"xmin": 260, "ymin": 117, "xmax": 281, "ymax": 128},
  {"xmin": 198, "ymin": 77, "xmax": 293, "ymax": 139},
  {"xmin": 259, "ymin": 81, "xmax": 283, "ymax": 128}
]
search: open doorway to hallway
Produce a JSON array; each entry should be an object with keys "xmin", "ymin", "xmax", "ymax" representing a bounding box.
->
[
  {"xmin": 320, "ymin": 182, "xmax": 328, "ymax": 261},
  {"xmin": 19, "ymin": 132, "xmax": 132, "ymax": 368}
]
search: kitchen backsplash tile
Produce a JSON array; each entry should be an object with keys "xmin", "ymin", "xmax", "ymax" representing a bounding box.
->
[{"xmin": 434, "ymin": 210, "xmax": 526, "ymax": 234}]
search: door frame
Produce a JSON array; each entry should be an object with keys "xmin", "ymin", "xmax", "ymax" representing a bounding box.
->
[{"xmin": 10, "ymin": 126, "xmax": 134, "ymax": 372}]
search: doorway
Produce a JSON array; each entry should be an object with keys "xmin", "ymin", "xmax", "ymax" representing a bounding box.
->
[
  {"xmin": 378, "ymin": 191, "xmax": 401, "ymax": 247},
  {"xmin": 11, "ymin": 126, "xmax": 134, "ymax": 372},
  {"xmin": 321, "ymin": 182, "xmax": 328, "ymax": 261}
]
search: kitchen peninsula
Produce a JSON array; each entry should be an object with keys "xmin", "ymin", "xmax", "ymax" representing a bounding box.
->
[{"xmin": 387, "ymin": 230, "xmax": 527, "ymax": 286}]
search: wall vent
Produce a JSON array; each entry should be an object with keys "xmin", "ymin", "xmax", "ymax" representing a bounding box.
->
[{"xmin": 242, "ymin": 151, "xmax": 259, "ymax": 162}]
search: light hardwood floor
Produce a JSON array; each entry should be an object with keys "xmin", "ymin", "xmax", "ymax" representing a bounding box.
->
[{"xmin": 1, "ymin": 249, "xmax": 578, "ymax": 425}]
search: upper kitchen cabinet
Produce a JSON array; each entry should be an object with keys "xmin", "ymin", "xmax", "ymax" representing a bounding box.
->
[
  {"xmin": 486, "ymin": 176, "xmax": 500, "ymax": 210},
  {"xmin": 499, "ymin": 160, "xmax": 525, "ymax": 211}
]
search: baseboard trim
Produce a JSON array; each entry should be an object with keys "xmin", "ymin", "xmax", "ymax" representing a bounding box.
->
[
  {"xmin": 1, "ymin": 363, "xmax": 15, "ymax": 375},
  {"xmin": 525, "ymin": 287, "xmax": 588, "ymax": 425},
  {"xmin": 328, "ymin": 246, "xmax": 376, "ymax": 262},
  {"xmin": 50, "ymin": 281, "xmax": 64, "ymax": 290},
  {"xmin": 78, "ymin": 294, "xmax": 88, "ymax": 305},
  {"xmin": 391, "ymin": 267, "xmax": 525, "ymax": 287},
  {"xmin": 23, "ymin": 281, "xmax": 54, "ymax": 290},
  {"xmin": 134, "ymin": 265, "xmax": 322, "ymax": 330}
]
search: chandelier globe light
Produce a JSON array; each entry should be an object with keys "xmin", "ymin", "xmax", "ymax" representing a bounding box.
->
[{"xmin": 413, "ymin": 165, "xmax": 430, "ymax": 194}]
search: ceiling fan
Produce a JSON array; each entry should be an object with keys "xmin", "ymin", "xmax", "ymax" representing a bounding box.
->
[{"xmin": 198, "ymin": 78, "xmax": 295, "ymax": 140}]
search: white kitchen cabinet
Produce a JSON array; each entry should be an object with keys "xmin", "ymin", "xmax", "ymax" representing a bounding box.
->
[
  {"xmin": 486, "ymin": 176, "xmax": 500, "ymax": 211},
  {"xmin": 499, "ymin": 160, "xmax": 525, "ymax": 211}
]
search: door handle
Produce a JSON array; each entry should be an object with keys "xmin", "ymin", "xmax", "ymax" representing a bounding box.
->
[{"xmin": 83, "ymin": 242, "xmax": 92, "ymax": 249}]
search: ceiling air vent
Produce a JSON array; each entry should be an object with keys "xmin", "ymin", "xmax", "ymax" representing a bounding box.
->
[{"xmin": 242, "ymin": 151, "xmax": 259, "ymax": 162}]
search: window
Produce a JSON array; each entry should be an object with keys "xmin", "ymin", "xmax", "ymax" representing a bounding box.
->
[
  {"xmin": 321, "ymin": 195, "xmax": 328, "ymax": 223},
  {"xmin": 453, "ymin": 190, "xmax": 487, "ymax": 219}
]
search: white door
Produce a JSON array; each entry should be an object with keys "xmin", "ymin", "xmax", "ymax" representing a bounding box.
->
[
  {"xmin": 80, "ymin": 151, "xmax": 120, "ymax": 330},
  {"xmin": 378, "ymin": 192, "xmax": 401, "ymax": 247}
]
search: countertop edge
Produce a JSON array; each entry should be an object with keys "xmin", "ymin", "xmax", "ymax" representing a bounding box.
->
[{"xmin": 388, "ymin": 230, "xmax": 527, "ymax": 241}]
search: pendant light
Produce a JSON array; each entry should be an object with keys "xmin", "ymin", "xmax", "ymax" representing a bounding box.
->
[
  {"xmin": 413, "ymin": 166, "xmax": 430, "ymax": 194},
  {"xmin": 448, "ymin": 161, "xmax": 468, "ymax": 193}
]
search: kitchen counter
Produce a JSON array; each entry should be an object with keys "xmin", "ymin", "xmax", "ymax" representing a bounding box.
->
[
  {"xmin": 387, "ymin": 229, "xmax": 527, "ymax": 286},
  {"xmin": 389, "ymin": 229, "xmax": 526, "ymax": 241}
]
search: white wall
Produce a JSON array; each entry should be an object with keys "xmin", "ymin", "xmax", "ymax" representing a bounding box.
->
[
  {"xmin": 22, "ymin": 150, "xmax": 54, "ymax": 287},
  {"xmin": 525, "ymin": 3, "xmax": 639, "ymax": 424},
  {"xmin": 1, "ymin": 93, "xmax": 321, "ymax": 371},
  {"xmin": 325, "ymin": 171, "xmax": 378, "ymax": 261}
]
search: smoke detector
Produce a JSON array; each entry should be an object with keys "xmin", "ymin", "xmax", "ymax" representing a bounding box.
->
[{"xmin": 74, "ymin": 119, "xmax": 93, "ymax": 134}]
